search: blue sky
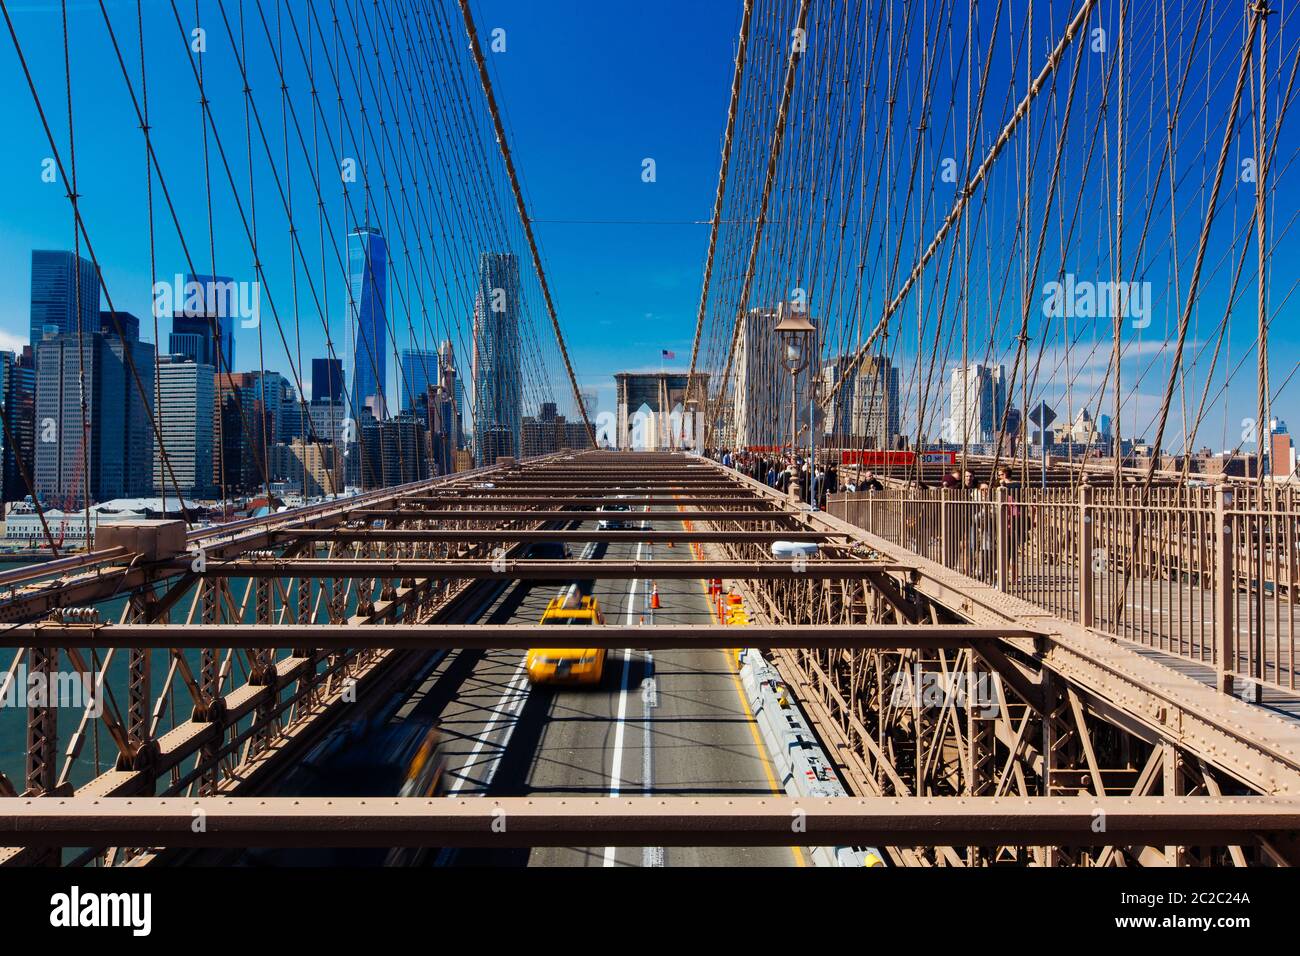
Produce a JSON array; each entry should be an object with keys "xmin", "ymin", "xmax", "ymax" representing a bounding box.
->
[
  {"xmin": 0, "ymin": 0, "xmax": 1295, "ymax": 454},
  {"xmin": 473, "ymin": 0, "xmax": 746, "ymax": 414},
  {"xmin": 0, "ymin": 0, "xmax": 742, "ymax": 420}
]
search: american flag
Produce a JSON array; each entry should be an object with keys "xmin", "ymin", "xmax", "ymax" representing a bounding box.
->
[{"xmin": 661, "ymin": 349, "xmax": 675, "ymax": 360}]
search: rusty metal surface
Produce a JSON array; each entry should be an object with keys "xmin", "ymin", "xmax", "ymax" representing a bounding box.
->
[
  {"xmin": 193, "ymin": 559, "xmax": 907, "ymax": 579},
  {"xmin": 347, "ymin": 509, "xmax": 800, "ymax": 522},
  {"xmin": 2, "ymin": 796, "xmax": 1296, "ymax": 849},
  {"xmin": 0, "ymin": 623, "xmax": 1043, "ymax": 650},
  {"xmin": 275, "ymin": 528, "xmax": 837, "ymax": 543},
  {"xmin": 6, "ymin": 449, "xmax": 1300, "ymax": 868}
]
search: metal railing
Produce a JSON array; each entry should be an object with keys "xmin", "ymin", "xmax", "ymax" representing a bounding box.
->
[{"xmin": 828, "ymin": 485, "xmax": 1300, "ymax": 699}]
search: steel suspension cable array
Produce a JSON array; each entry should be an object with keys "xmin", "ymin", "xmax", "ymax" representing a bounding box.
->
[
  {"xmin": 0, "ymin": 0, "xmax": 602, "ymax": 803},
  {"xmin": 685, "ymin": 0, "xmax": 754, "ymax": 411},
  {"xmin": 686, "ymin": 0, "xmax": 1293, "ymax": 514},
  {"xmin": 0, "ymin": 0, "xmax": 590, "ymax": 535},
  {"xmin": 454, "ymin": 0, "xmax": 594, "ymax": 449}
]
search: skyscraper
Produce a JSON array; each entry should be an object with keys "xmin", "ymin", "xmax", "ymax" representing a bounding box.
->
[
  {"xmin": 347, "ymin": 227, "xmax": 388, "ymax": 420},
  {"xmin": 277, "ymin": 377, "xmax": 304, "ymax": 443},
  {"xmin": 822, "ymin": 354, "xmax": 900, "ymax": 447},
  {"xmin": 251, "ymin": 370, "xmax": 289, "ymax": 446},
  {"xmin": 214, "ymin": 371, "xmax": 275, "ymax": 494},
  {"xmin": 102, "ymin": 315, "xmax": 155, "ymax": 491},
  {"xmin": 277, "ymin": 438, "xmax": 341, "ymax": 498},
  {"xmin": 948, "ymin": 363, "xmax": 1009, "ymax": 446},
  {"xmin": 169, "ymin": 274, "xmax": 236, "ymax": 373},
  {"xmin": 455, "ymin": 380, "xmax": 469, "ymax": 448},
  {"xmin": 0, "ymin": 349, "xmax": 35, "ymax": 503},
  {"xmin": 732, "ymin": 304, "xmax": 820, "ymax": 449},
  {"xmin": 358, "ymin": 415, "xmax": 428, "ymax": 490},
  {"xmin": 311, "ymin": 357, "xmax": 344, "ymax": 405},
  {"xmin": 100, "ymin": 309, "xmax": 140, "ymax": 343},
  {"xmin": 471, "ymin": 252, "xmax": 521, "ymax": 465},
  {"xmin": 399, "ymin": 347, "xmax": 439, "ymax": 412},
  {"xmin": 438, "ymin": 339, "xmax": 461, "ymax": 449},
  {"xmin": 154, "ymin": 355, "xmax": 215, "ymax": 498},
  {"xmin": 856, "ymin": 356, "xmax": 901, "ymax": 444},
  {"xmin": 308, "ymin": 401, "xmax": 347, "ymax": 446},
  {"xmin": 34, "ymin": 323, "xmax": 154, "ymax": 506},
  {"xmin": 412, "ymin": 339, "xmax": 460, "ymax": 474},
  {"xmin": 29, "ymin": 250, "xmax": 100, "ymax": 345}
]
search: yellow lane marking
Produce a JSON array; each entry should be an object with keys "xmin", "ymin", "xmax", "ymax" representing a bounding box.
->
[{"xmin": 694, "ymin": 562, "xmax": 807, "ymax": 867}]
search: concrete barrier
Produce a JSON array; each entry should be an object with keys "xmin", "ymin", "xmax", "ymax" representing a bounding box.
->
[
  {"xmin": 739, "ymin": 647, "xmax": 882, "ymax": 868},
  {"xmin": 95, "ymin": 520, "xmax": 187, "ymax": 561}
]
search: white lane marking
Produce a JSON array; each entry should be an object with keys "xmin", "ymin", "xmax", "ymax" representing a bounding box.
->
[
  {"xmin": 641, "ymin": 657, "xmax": 664, "ymax": 867},
  {"xmin": 449, "ymin": 544, "xmax": 596, "ymax": 795},
  {"xmin": 433, "ymin": 629, "xmax": 532, "ymax": 867},
  {"xmin": 434, "ymin": 537, "xmax": 592, "ymax": 865},
  {"xmin": 445, "ymin": 659, "xmax": 530, "ymax": 796},
  {"xmin": 608, "ymin": 542, "xmax": 642, "ymax": 791},
  {"xmin": 604, "ymin": 513, "xmax": 647, "ymax": 867},
  {"xmin": 445, "ymin": 545, "xmax": 591, "ymax": 800}
]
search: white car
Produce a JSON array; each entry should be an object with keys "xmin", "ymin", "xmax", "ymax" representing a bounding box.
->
[{"xmin": 596, "ymin": 503, "xmax": 632, "ymax": 530}]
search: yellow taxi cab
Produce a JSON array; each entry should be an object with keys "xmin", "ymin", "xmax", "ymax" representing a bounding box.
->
[
  {"xmin": 525, "ymin": 588, "xmax": 606, "ymax": 685},
  {"xmin": 384, "ymin": 724, "xmax": 447, "ymax": 865},
  {"xmin": 398, "ymin": 726, "xmax": 446, "ymax": 797}
]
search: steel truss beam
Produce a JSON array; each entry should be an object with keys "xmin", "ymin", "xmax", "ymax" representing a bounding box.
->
[
  {"xmin": 10, "ymin": 451, "xmax": 1298, "ymax": 869},
  {"xmin": 3, "ymin": 796, "xmax": 1296, "ymax": 850},
  {"xmin": 390, "ymin": 496, "xmax": 771, "ymax": 506},
  {"xmin": 843, "ymin": 519, "xmax": 1300, "ymax": 796},
  {"xmin": 191, "ymin": 559, "xmax": 908, "ymax": 579},
  {"xmin": 348, "ymin": 509, "xmax": 799, "ymax": 522},
  {"xmin": 0, "ymin": 457, "xmax": 556, "ymax": 624},
  {"xmin": 0, "ymin": 623, "xmax": 1042, "ymax": 650},
  {"xmin": 275, "ymin": 529, "xmax": 837, "ymax": 544},
  {"xmin": 716, "ymin": 464, "xmax": 1300, "ymax": 806}
]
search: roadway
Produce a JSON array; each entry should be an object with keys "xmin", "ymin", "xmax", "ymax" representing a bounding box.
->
[{"xmin": 236, "ymin": 503, "xmax": 799, "ymax": 867}]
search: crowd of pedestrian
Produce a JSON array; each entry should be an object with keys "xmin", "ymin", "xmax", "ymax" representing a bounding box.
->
[
  {"xmin": 709, "ymin": 448, "xmax": 842, "ymax": 508},
  {"xmin": 709, "ymin": 448, "xmax": 1035, "ymax": 581}
]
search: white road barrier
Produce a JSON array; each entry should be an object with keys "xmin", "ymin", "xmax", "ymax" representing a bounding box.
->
[{"xmin": 739, "ymin": 648, "xmax": 882, "ymax": 868}]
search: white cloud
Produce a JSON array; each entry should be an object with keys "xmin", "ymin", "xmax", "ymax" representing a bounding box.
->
[{"xmin": 0, "ymin": 328, "xmax": 26, "ymax": 354}]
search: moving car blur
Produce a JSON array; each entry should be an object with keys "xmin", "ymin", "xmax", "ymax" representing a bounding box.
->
[{"xmin": 525, "ymin": 585, "xmax": 607, "ymax": 685}]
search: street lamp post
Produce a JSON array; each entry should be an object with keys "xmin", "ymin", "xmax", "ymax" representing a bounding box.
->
[
  {"xmin": 809, "ymin": 375, "xmax": 821, "ymax": 509},
  {"xmin": 685, "ymin": 397, "xmax": 700, "ymax": 454},
  {"xmin": 775, "ymin": 303, "xmax": 816, "ymax": 503}
]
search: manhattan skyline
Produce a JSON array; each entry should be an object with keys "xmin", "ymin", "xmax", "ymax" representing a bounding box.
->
[{"xmin": 0, "ymin": 1, "xmax": 1294, "ymax": 451}]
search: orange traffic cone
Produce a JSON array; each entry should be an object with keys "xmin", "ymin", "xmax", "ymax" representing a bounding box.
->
[{"xmin": 650, "ymin": 583, "xmax": 661, "ymax": 609}]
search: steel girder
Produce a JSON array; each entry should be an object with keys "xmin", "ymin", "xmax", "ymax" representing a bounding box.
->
[
  {"xmin": 348, "ymin": 508, "xmax": 802, "ymax": 522},
  {"xmin": 0, "ymin": 623, "xmax": 1043, "ymax": 650},
  {"xmin": 190, "ymin": 559, "xmax": 909, "ymax": 579},
  {"xmin": 2, "ymin": 796, "xmax": 1297, "ymax": 853},
  {"xmin": 0, "ymin": 457, "xmax": 574, "ymax": 864},
  {"xmin": 6, "ymin": 450, "xmax": 1300, "ymax": 868},
  {"xmin": 695, "ymin": 461, "xmax": 1300, "ymax": 866},
  {"xmin": 274, "ymin": 528, "xmax": 837, "ymax": 543}
]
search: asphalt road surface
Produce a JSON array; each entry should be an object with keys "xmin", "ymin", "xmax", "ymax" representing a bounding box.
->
[{"xmin": 241, "ymin": 504, "xmax": 802, "ymax": 867}]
